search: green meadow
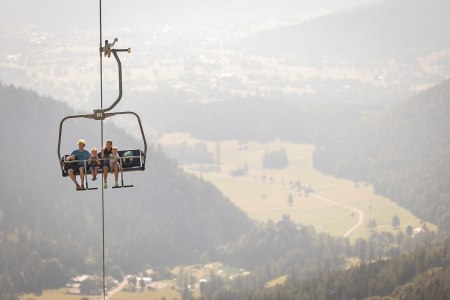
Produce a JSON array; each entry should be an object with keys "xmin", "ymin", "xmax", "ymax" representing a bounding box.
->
[
  {"xmin": 20, "ymin": 289, "xmax": 101, "ymax": 300},
  {"xmin": 110, "ymin": 287, "xmax": 180, "ymax": 300},
  {"xmin": 160, "ymin": 133, "xmax": 435, "ymax": 240},
  {"xmin": 20, "ymin": 286, "xmax": 181, "ymax": 300}
]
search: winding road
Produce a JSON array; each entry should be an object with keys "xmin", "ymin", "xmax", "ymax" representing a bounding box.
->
[{"xmin": 311, "ymin": 193, "xmax": 365, "ymax": 237}]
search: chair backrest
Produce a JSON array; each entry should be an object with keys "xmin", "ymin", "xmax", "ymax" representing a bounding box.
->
[{"xmin": 118, "ymin": 149, "xmax": 145, "ymax": 171}]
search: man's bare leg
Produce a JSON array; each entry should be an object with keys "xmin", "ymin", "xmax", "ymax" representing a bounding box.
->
[{"xmin": 79, "ymin": 167, "xmax": 85, "ymax": 189}]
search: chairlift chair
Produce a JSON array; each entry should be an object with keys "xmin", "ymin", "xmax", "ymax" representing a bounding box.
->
[{"xmin": 58, "ymin": 39, "xmax": 147, "ymax": 190}]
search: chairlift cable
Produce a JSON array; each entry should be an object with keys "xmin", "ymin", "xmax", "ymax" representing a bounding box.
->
[
  {"xmin": 99, "ymin": 0, "xmax": 106, "ymax": 299},
  {"xmin": 57, "ymin": 3, "xmax": 148, "ymax": 296}
]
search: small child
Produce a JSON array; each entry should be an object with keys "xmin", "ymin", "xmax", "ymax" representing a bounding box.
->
[
  {"xmin": 88, "ymin": 147, "xmax": 100, "ymax": 181},
  {"xmin": 109, "ymin": 146, "xmax": 121, "ymax": 187}
]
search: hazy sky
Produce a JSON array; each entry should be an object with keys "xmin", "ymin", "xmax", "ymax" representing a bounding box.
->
[{"xmin": 1, "ymin": 0, "xmax": 380, "ymax": 29}]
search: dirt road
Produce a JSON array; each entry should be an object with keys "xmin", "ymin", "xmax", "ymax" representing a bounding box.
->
[{"xmin": 311, "ymin": 193, "xmax": 364, "ymax": 237}]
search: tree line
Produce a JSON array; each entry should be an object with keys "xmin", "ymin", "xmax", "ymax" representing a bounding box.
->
[
  {"xmin": 200, "ymin": 215, "xmax": 443, "ymax": 300},
  {"xmin": 313, "ymin": 79, "xmax": 450, "ymax": 230}
]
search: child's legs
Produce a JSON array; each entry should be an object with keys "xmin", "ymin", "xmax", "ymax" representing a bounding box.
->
[{"xmin": 113, "ymin": 164, "xmax": 119, "ymax": 181}]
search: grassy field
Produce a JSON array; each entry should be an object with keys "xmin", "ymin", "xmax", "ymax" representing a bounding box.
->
[
  {"xmin": 20, "ymin": 288, "xmax": 101, "ymax": 300},
  {"xmin": 110, "ymin": 288, "xmax": 180, "ymax": 300},
  {"xmin": 160, "ymin": 133, "xmax": 436, "ymax": 240},
  {"xmin": 20, "ymin": 288, "xmax": 180, "ymax": 300}
]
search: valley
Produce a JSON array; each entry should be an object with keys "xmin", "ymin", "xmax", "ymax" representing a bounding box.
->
[{"xmin": 158, "ymin": 133, "xmax": 434, "ymax": 240}]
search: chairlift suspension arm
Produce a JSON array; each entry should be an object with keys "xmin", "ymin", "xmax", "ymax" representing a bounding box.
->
[{"xmin": 100, "ymin": 40, "xmax": 131, "ymax": 114}]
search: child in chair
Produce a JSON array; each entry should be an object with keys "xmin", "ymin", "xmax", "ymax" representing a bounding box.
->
[
  {"xmin": 88, "ymin": 147, "xmax": 100, "ymax": 181},
  {"xmin": 109, "ymin": 146, "xmax": 121, "ymax": 187}
]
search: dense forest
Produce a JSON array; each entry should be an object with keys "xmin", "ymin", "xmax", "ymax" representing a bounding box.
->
[
  {"xmin": 202, "ymin": 238, "xmax": 450, "ymax": 299},
  {"xmin": 314, "ymin": 79, "xmax": 450, "ymax": 230}
]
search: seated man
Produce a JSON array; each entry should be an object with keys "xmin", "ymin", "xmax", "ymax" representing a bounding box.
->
[{"xmin": 66, "ymin": 139, "xmax": 90, "ymax": 190}]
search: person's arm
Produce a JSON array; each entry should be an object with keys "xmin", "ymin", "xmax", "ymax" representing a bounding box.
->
[{"xmin": 67, "ymin": 151, "xmax": 76, "ymax": 161}]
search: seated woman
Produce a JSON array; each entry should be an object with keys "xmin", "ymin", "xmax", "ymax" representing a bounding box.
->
[{"xmin": 101, "ymin": 140, "xmax": 121, "ymax": 188}]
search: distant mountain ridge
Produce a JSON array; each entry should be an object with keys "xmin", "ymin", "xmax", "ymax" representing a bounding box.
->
[
  {"xmin": 314, "ymin": 79, "xmax": 450, "ymax": 228},
  {"xmin": 237, "ymin": 0, "xmax": 450, "ymax": 62}
]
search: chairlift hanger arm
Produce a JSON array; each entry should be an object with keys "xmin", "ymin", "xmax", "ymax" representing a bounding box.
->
[{"xmin": 101, "ymin": 39, "xmax": 131, "ymax": 113}]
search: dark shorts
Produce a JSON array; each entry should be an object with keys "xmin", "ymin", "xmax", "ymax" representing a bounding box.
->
[
  {"xmin": 67, "ymin": 164, "xmax": 85, "ymax": 173},
  {"xmin": 101, "ymin": 159, "xmax": 110, "ymax": 169}
]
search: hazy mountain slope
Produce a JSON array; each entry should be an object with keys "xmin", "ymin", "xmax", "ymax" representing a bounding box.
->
[
  {"xmin": 238, "ymin": 0, "xmax": 450, "ymax": 62},
  {"xmin": 0, "ymin": 82, "xmax": 253, "ymax": 277},
  {"xmin": 314, "ymin": 79, "xmax": 450, "ymax": 228},
  {"xmin": 132, "ymin": 93, "xmax": 376, "ymax": 144}
]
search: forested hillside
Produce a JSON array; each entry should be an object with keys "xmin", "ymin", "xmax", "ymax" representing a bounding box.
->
[
  {"xmin": 201, "ymin": 218, "xmax": 445, "ymax": 300},
  {"xmin": 204, "ymin": 239, "xmax": 450, "ymax": 300},
  {"xmin": 314, "ymin": 80, "xmax": 450, "ymax": 229},
  {"xmin": 0, "ymin": 82, "xmax": 253, "ymax": 297}
]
